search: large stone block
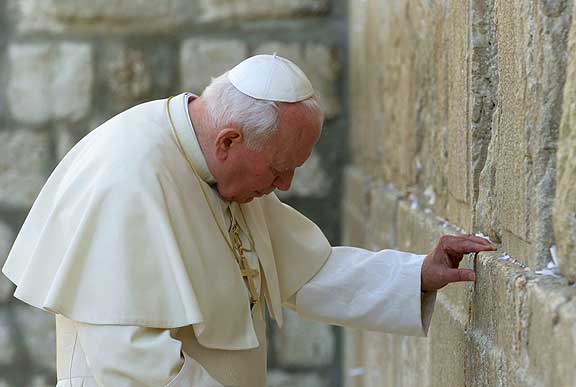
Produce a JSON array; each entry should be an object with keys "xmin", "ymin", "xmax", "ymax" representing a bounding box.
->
[
  {"xmin": 255, "ymin": 42, "xmax": 340, "ymax": 119},
  {"xmin": 364, "ymin": 184, "xmax": 399, "ymax": 250},
  {"xmin": 369, "ymin": 0, "xmax": 421, "ymax": 190},
  {"xmin": 476, "ymin": 0, "xmax": 571, "ymax": 267},
  {"xmin": 0, "ymin": 130, "xmax": 51, "ymax": 208},
  {"xmin": 102, "ymin": 44, "xmax": 152, "ymax": 112},
  {"xmin": 10, "ymin": 0, "xmax": 199, "ymax": 34},
  {"xmin": 180, "ymin": 38, "xmax": 248, "ymax": 94},
  {"xmin": 198, "ymin": 0, "xmax": 329, "ymax": 22},
  {"xmin": 554, "ymin": 0, "xmax": 576, "ymax": 281},
  {"xmin": 0, "ymin": 222, "xmax": 15, "ymax": 303},
  {"xmin": 274, "ymin": 309, "xmax": 335, "ymax": 367},
  {"xmin": 8, "ymin": 43, "xmax": 93, "ymax": 125},
  {"xmin": 445, "ymin": 0, "xmax": 472, "ymax": 231},
  {"xmin": 428, "ymin": 301, "xmax": 468, "ymax": 387}
]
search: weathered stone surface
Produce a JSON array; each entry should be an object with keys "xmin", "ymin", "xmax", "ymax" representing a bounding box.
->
[
  {"xmin": 364, "ymin": 184, "xmax": 399, "ymax": 250},
  {"xmin": 0, "ymin": 130, "xmax": 51, "ymax": 208},
  {"xmin": 8, "ymin": 43, "xmax": 93, "ymax": 125},
  {"xmin": 104, "ymin": 45, "xmax": 152, "ymax": 111},
  {"xmin": 356, "ymin": 200, "xmax": 576, "ymax": 386},
  {"xmin": 198, "ymin": 0, "xmax": 329, "ymax": 22},
  {"xmin": 267, "ymin": 370, "xmax": 328, "ymax": 387},
  {"xmin": 54, "ymin": 127, "xmax": 80, "ymax": 161},
  {"xmin": 0, "ymin": 309, "xmax": 16, "ymax": 365},
  {"xmin": 29, "ymin": 375, "xmax": 56, "ymax": 387},
  {"xmin": 554, "ymin": 0, "xmax": 576, "ymax": 281},
  {"xmin": 343, "ymin": 328, "xmax": 365, "ymax": 387},
  {"xmin": 341, "ymin": 167, "xmax": 368, "ymax": 247},
  {"xmin": 14, "ymin": 304, "xmax": 56, "ymax": 370},
  {"xmin": 11, "ymin": 0, "xmax": 199, "ymax": 34},
  {"xmin": 180, "ymin": 38, "xmax": 248, "ymax": 94},
  {"xmin": 474, "ymin": 0, "xmax": 571, "ymax": 267},
  {"xmin": 444, "ymin": 0, "xmax": 473, "ymax": 231},
  {"xmin": 346, "ymin": 0, "xmax": 576, "ymax": 383},
  {"xmin": 274, "ymin": 309, "xmax": 335, "ymax": 367},
  {"xmin": 276, "ymin": 150, "xmax": 330, "ymax": 199},
  {"xmin": 0, "ymin": 222, "xmax": 15, "ymax": 303},
  {"xmin": 255, "ymin": 42, "xmax": 340, "ymax": 118},
  {"xmin": 363, "ymin": 332, "xmax": 429, "ymax": 387}
]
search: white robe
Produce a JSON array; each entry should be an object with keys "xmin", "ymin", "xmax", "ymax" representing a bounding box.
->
[
  {"xmin": 3, "ymin": 93, "xmax": 436, "ymax": 387},
  {"xmin": 55, "ymin": 247, "xmax": 435, "ymax": 387}
]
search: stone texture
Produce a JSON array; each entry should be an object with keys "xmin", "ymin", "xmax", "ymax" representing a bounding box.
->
[
  {"xmin": 199, "ymin": 0, "xmax": 329, "ymax": 22},
  {"xmin": 29, "ymin": 375, "xmax": 56, "ymax": 387},
  {"xmin": 104, "ymin": 45, "xmax": 152, "ymax": 111},
  {"xmin": 14, "ymin": 304, "xmax": 56, "ymax": 370},
  {"xmin": 8, "ymin": 43, "xmax": 93, "ymax": 125},
  {"xmin": 276, "ymin": 151, "xmax": 330, "ymax": 199},
  {"xmin": 343, "ymin": 328, "xmax": 365, "ymax": 387},
  {"xmin": 444, "ymin": 0, "xmax": 473, "ymax": 231},
  {"xmin": 274, "ymin": 309, "xmax": 335, "ymax": 367},
  {"xmin": 554, "ymin": 0, "xmax": 576, "ymax": 281},
  {"xmin": 0, "ymin": 222, "xmax": 15, "ymax": 303},
  {"xmin": 475, "ymin": 0, "xmax": 571, "ymax": 267},
  {"xmin": 255, "ymin": 42, "xmax": 340, "ymax": 118},
  {"xmin": 364, "ymin": 184, "xmax": 399, "ymax": 250},
  {"xmin": 346, "ymin": 0, "xmax": 576, "ymax": 384},
  {"xmin": 0, "ymin": 310, "xmax": 16, "ymax": 365},
  {"xmin": 180, "ymin": 38, "xmax": 248, "ymax": 94},
  {"xmin": 341, "ymin": 167, "xmax": 368, "ymax": 247},
  {"xmin": 55, "ymin": 128, "xmax": 80, "ymax": 161},
  {"xmin": 0, "ymin": 130, "xmax": 51, "ymax": 208},
  {"xmin": 267, "ymin": 370, "xmax": 327, "ymax": 387},
  {"xmin": 11, "ymin": 0, "xmax": 199, "ymax": 34}
]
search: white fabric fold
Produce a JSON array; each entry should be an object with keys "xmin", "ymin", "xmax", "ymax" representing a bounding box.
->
[
  {"xmin": 293, "ymin": 246, "xmax": 437, "ymax": 337},
  {"xmin": 75, "ymin": 321, "xmax": 223, "ymax": 387},
  {"xmin": 1, "ymin": 93, "xmax": 331, "ymax": 351}
]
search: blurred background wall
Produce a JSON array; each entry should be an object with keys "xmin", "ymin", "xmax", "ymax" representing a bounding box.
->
[
  {"xmin": 344, "ymin": 0, "xmax": 576, "ymax": 386},
  {"xmin": 0, "ymin": 0, "xmax": 348, "ymax": 385}
]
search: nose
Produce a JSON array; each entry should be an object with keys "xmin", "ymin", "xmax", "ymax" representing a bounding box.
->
[{"xmin": 274, "ymin": 170, "xmax": 294, "ymax": 191}]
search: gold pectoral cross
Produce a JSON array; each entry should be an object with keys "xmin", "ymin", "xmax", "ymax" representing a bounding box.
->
[{"xmin": 230, "ymin": 221, "xmax": 260, "ymax": 309}]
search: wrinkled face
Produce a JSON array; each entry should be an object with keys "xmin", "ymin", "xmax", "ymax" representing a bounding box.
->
[{"xmin": 214, "ymin": 102, "xmax": 322, "ymax": 203}]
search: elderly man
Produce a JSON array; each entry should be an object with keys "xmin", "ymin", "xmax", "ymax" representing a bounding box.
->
[{"xmin": 2, "ymin": 55, "xmax": 494, "ymax": 386}]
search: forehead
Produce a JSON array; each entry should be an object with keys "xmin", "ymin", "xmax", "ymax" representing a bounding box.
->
[{"xmin": 269, "ymin": 102, "xmax": 322, "ymax": 169}]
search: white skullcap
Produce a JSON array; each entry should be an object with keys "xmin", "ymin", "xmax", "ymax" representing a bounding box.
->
[{"xmin": 228, "ymin": 54, "xmax": 314, "ymax": 103}]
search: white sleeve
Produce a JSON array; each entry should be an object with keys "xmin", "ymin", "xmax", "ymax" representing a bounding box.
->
[
  {"xmin": 74, "ymin": 322, "xmax": 223, "ymax": 387},
  {"xmin": 291, "ymin": 246, "xmax": 437, "ymax": 337}
]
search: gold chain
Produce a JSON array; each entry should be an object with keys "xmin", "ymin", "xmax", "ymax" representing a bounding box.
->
[{"xmin": 165, "ymin": 96, "xmax": 260, "ymax": 307}]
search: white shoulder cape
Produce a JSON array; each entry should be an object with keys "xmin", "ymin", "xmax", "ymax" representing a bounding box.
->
[{"xmin": 2, "ymin": 94, "xmax": 331, "ymax": 350}]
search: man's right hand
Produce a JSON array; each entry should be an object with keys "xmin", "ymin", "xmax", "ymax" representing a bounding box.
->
[{"xmin": 421, "ymin": 234, "xmax": 497, "ymax": 292}]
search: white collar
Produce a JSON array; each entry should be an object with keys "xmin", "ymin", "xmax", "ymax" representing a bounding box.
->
[{"xmin": 168, "ymin": 92, "xmax": 216, "ymax": 184}]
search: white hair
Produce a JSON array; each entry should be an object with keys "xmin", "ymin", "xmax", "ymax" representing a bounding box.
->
[{"xmin": 201, "ymin": 72, "xmax": 323, "ymax": 150}]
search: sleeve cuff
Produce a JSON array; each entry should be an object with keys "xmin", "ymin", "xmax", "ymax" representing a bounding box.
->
[
  {"xmin": 294, "ymin": 247, "xmax": 437, "ymax": 337},
  {"xmin": 165, "ymin": 352, "xmax": 223, "ymax": 387}
]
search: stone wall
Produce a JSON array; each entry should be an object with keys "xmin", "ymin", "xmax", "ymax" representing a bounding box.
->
[
  {"xmin": 344, "ymin": 0, "xmax": 576, "ymax": 386},
  {"xmin": 0, "ymin": 0, "xmax": 348, "ymax": 385}
]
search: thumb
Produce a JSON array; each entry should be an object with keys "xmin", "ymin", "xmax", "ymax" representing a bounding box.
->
[{"xmin": 444, "ymin": 268, "xmax": 476, "ymax": 284}]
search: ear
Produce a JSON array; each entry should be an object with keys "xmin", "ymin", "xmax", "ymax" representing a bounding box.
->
[{"xmin": 214, "ymin": 128, "xmax": 243, "ymax": 160}]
